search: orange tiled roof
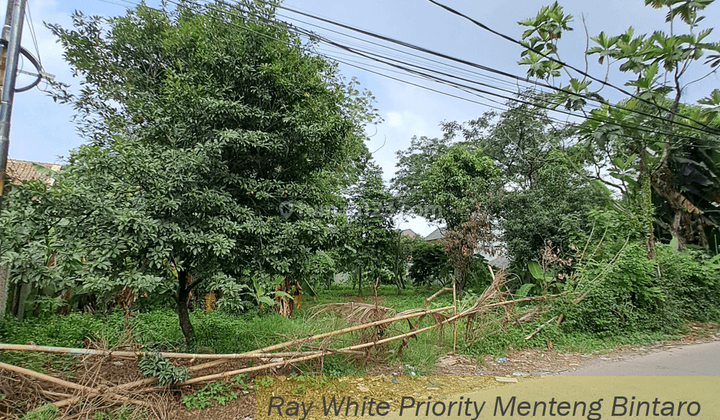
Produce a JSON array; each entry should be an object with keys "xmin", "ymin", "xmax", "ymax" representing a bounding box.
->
[{"xmin": 5, "ymin": 159, "xmax": 62, "ymax": 186}]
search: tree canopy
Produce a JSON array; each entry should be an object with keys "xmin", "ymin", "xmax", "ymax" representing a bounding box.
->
[{"xmin": 44, "ymin": 0, "xmax": 379, "ymax": 343}]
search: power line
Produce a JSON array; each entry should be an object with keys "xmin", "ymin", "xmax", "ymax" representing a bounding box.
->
[
  {"xmin": 426, "ymin": 0, "xmax": 720, "ymax": 135},
  {"xmin": 272, "ymin": 1, "xmax": 718, "ymax": 137},
  {"xmin": 88, "ymin": 0, "xmax": 718, "ymax": 149},
  {"xmin": 257, "ymin": 5, "xmax": 717, "ymax": 147}
]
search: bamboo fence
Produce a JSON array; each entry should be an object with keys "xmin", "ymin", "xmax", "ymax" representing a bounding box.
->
[{"xmin": 0, "ymin": 267, "xmax": 566, "ymax": 411}]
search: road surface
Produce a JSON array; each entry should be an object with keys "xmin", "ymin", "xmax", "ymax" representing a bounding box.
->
[{"xmin": 562, "ymin": 341, "xmax": 720, "ymax": 376}]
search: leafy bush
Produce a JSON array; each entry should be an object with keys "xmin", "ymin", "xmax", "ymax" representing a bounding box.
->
[
  {"xmin": 182, "ymin": 381, "xmax": 237, "ymax": 410},
  {"xmin": 656, "ymin": 244, "xmax": 720, "ymax": 322},
  {"xmin": 137, "ymin": 353, "xmax": 189, "ymax": 385},
  {"xmin": 558, "ymin": 242, "xmax": 677, "ymax": 337},
  {"xmin": 408, "ymin": 241, "xmax": 450, "ymax": 286},
  {"xmin": 557, "ymin": 238, "xmax": 720, "ymax": 338},
  {"xmin": 0, "ymin": 311, "xmax": 124, "ymax": 348}
]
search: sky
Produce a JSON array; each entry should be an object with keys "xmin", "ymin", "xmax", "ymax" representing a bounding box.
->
[{"xmin": 7, "ymin": 0, "xmax": 720, "ymax": 236}]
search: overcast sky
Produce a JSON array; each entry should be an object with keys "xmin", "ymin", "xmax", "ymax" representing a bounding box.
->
[{"xmin": 8, "ymin": 0, "xmax": 720, "ymax": 235}]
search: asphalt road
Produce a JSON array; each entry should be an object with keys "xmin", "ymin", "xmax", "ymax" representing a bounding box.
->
[{"xmin": 562, "ymin": 341, "xmax": 720, "ymax": 376}]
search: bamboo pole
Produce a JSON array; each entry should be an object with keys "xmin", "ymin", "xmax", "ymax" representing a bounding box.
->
[
  {"xmin": 0, "ymin": 344, "xmax": 363, "ymax": 359},
  {"xmin": 181, "ymin": 310, "xmax": 464, "ymax": 386},
  {"xmin": 51, "ymin": 308, "xmax": 452, "ymax": 403},
  {"xmin": 524, "ymin": 316, "xmax": 559, "ymax": 341},
  {"xmin": 243, "ymin": 305, "xmax": 453, "ymax": 355},
  {"xmin": 422, "ymin": 287, "xmax": 452, "ymax": 310},
  {"xmin": 53, "ymin": 358, "xmax": 231, "ymax": 408},
  {"xmin": 0, "ymin": 361, "xmax": 150, "ymax": 407},
  {"xmin": 452, "ymin": 278, "xmax": 457, "ymax": 354}
]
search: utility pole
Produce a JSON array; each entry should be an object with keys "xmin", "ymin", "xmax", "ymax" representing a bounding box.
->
[
  {"xmin": 0, "ymin": 0, "xmax": 26, "ymax": 317},
  {"xmin": 0, "ymin": 0, "xmax": 27, "ymax": 200}
]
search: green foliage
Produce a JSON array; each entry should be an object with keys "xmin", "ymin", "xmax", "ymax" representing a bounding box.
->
[
  {"xmin": 340, "ymin": 152, "xmax": 398, "ymax": 294},
  {"xmin": 0, "ymin": 311, "xmax": 123, "ymax": 347},
  {"xmin": 392, "ymin": 135, "xmax": 451, "ymax": 218},
  {"xmin": 0, "ymin": 181, "xmax": 73, "ymax": 317},
  {"xmin": 137, "ymin": 353, "xmax": 189, "ymax": 386},
  {"xmin": 182, "ymin": 381, "xmax": 238, "ymax": 410},
  {"xmin": 556, "ymin": 223, "xmax": 720, "ymax": 338},
  {"xmin": 131, "ymin": 309, "xmax": 308, "ymax": 354},
  {"xmin": 231, "ymin": 373, "xmax": 251, "ymax": 393},
  {"xmin": 500, "ymin": 150, "xmax": 603, "ymax": 269},
  {"xmin": 655, "ymin": 244, "xmax": 720, "ymax": 322},
  {"xmin": 407, "ymin": 241, "xmax": 450, "ymax": 286},
  {"xmin": 46, "ymin": 0, "xmax": 378, "ymax": 344},
  {"xmin": 0, "ymin": 311, "xmax": 123, "ymax": 372},
  {"xmin": 93, "ymin": 405, "xmax": 149, "ymax": 420},
  {"xmin": 420, "ymin": 143, "xmax": 500, "ymax": 228},
  {"xmin": 257, "ymin": 376, "xmax": 275, "ymax": 387},
  {"xmin": 518, "ymin": 1, "xmax": 720, "ymax": 254},
  {"xmin": 18, "ymin": 404, "xmax": 58, "ymax": 420}
]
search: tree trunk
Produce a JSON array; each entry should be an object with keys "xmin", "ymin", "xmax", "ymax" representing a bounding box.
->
[
  {"xmin": 638, "ymin": 151, "xmax": 656, "ymax": 258},
  {"xmin": 357, "ymin": 265, "xmax": 362, "ymax": 297},
  {"xmin": 13, "ymin": 282, "xmax": 31, "ymax": 321},
  {"xmin": 177, "ymin": 270, "xmax": 194, "ymax": 346},
  {"xmin": 651, "ymin": 167, "xmax": 704, "ymax": 249},
  {"xmin": 0, "ymin": 265, "xmax": 8, "ymax": 317}
]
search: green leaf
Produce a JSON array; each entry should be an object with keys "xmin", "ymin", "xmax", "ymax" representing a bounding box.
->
[
  {"xmin": 258, "ymin": 296, "xmax": 276, "ymax": 307},
  {"xmin": 273, "ymin": 291, "xmax": 293, "ymax": 300},
  {"xmin": 528, "ymin": 261, "xmax": 545, "ymax": 281},
  {"xmin": 516, "ymin": 283, "xmax": 535, "ymax": 297}
]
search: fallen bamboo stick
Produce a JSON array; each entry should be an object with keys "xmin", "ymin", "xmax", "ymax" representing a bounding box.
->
[
  {"xmin": 462, "ymin": 293, "xmax": 569, "ymax": 316},
  {"xmin": 0, "ymin": 361, "xmax": 150, "ymax": 408},
  {"xmin": 242, "ymin": 305, "xmax": 454, "ymax": 355},
  {"xmin": 53, "ymin": 358, "xmax": 231, "ymax": 408},
  {"xmin": 51, "ymin": 306, "xmax": 456, "ymax": 403},
  {"xmin": 180, "ymin": 310, "xmax": 462, "ymax": 386},
  {"xmin": 423, "ymin": 287, "xmax": 453, "ymax": 310},
  {"xmin": 525, "ymin": 316, "xmax": 559, "ymax": 341},
  {"xmin": 0, "ymin": 344, "xmax": 362, "ymax": 359},
  {"xmin": 41, "ymin": 390, "xmax": 74, "ymax": 399}
]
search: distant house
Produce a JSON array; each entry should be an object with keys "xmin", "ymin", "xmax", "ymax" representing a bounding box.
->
[
  {"xmin": 425, "ymin": 225, "xmax": 510, "ymax": 269},
  {"xmin": 424, "ymin": 226, "xmax": 446, "ymax": 243},
  {"xmin": 5, "ymin": 158, "xmax": 61, "ymax": 186},
  {"xmin": 400, "ymin": 228, "xmax": 421, "ymax": 240}
]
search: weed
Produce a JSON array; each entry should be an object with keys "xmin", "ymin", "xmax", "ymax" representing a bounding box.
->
[
  {"xmin": 231, "ymin": 373, "xmax": 251, "ymax": 393},
  {"xmin": 257, "ymin": 376, "xmax": 274, "ymax": 387},
  {"xmin": 291, "ymin": 383, "xmax": 306, "ymax": 395},
  {"xmin": 137, "ymin": 353, "xmax": 189, "ymax": 386},
  {"xmin": 93, "ymin": 404, "xmax": 149, "ymax": 420},
  {"xmin": 18, "ymin": 404, "xmax": 57, "ymax": 420},
  {"xmin": 182, "ymin": 381, "xmax": 238, "ymax": 410}
]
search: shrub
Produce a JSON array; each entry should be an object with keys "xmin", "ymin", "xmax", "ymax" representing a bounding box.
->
[{"xmin": 656, "ymin": 244, "xmax": 720, "ymax": 322}]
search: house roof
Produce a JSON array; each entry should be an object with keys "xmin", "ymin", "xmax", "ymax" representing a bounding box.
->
[
  {"xmin": 425, "ymin": 226, "xmax": 446, "ymax": 242},
  {"xmin": 400, "ymin": 229, "xmax": 421, "ymax": 239},
  {"xmin": 5, "ymin": 159, "xmax": 62, "ymax": 186},
  {"xmin": 488, "ymin": 255, "xmax": 511, "ymax": 269}
]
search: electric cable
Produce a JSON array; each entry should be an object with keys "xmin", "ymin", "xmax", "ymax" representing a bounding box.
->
[
  {"xmin": 88, "ymin": 0, "xmax": 720, "ymax": 149},
  {"xmin": 426, "ymin": 0, "xmax": 720, "ymax": 134}
]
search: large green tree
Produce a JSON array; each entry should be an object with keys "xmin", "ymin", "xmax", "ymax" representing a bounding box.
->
[
  {"xmin": 342, "ymin": 152, "xmax": 397, "ymax": 296},
  {"xmin": 517, "ymin": 0, "xmax": 720, "ymax": 256},
  {"xmin": 47, "ymin": 1, "xmax": 377, "ymax": 344}
]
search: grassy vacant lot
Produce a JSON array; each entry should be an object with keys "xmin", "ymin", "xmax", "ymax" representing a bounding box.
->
[{"xmin": 0, "ymin": 283, "xmax": 680, "ymax": 379}]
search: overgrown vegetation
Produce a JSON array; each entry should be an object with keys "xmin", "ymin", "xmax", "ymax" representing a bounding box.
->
[{"xmin": 1, "ymin": 0, "xmax": 720, "ymax": 417}]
